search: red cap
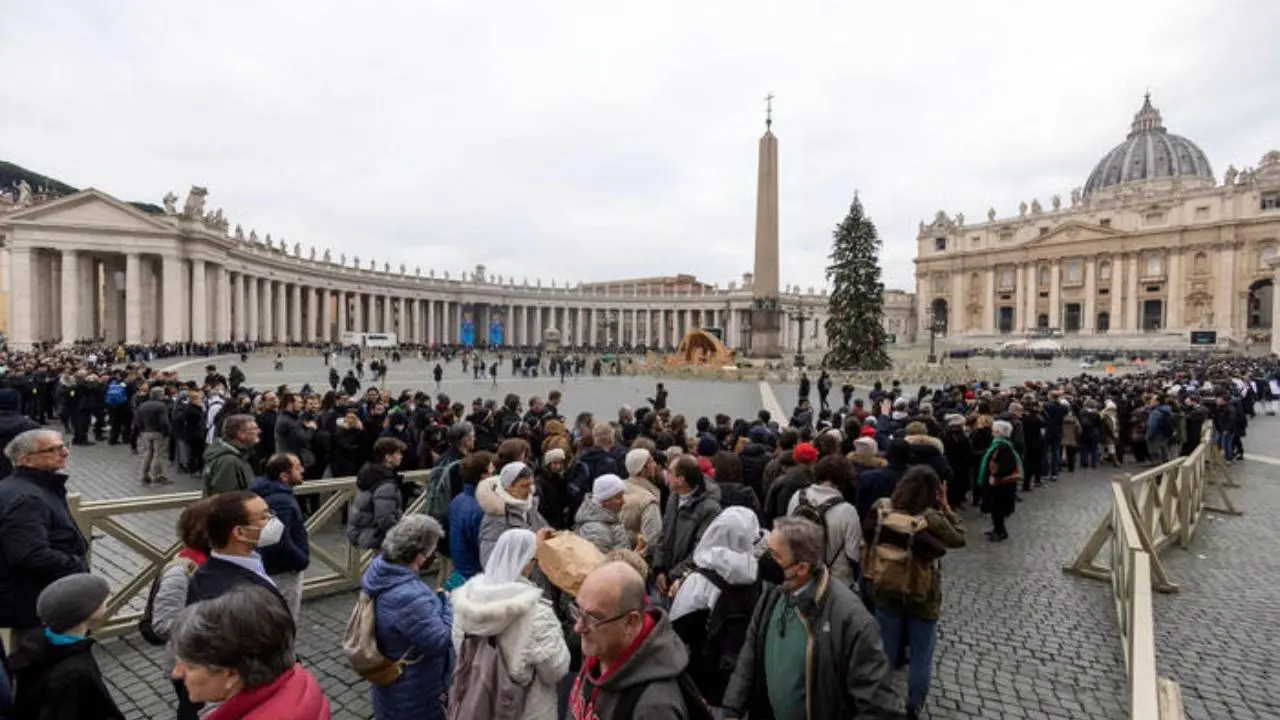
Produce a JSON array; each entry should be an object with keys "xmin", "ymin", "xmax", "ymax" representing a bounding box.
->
[
  {"xmin": 793, "ymin": 443, "xmax": 819, "ymax": 464},
  {"xmin": 860, "ymin": 425, "xmax": 878, "ymax": 438}
]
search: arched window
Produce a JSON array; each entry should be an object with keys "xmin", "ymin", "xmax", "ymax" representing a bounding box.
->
[
  {"xmin": 999, "ymin": 267, "xmax": 1014, "ymax": 289},
  {"xmin": 1099, "ymin": 260, "xmax": 1112, "ymax": 282},
  {"xmin": 1258, "ymin": 244, "xmax": 1277, "ymax": 268},
  {"xmin": 1145, "ymin": 252, "xmax": 1164, "ymax": 277},
  {"xmin": 1193, "ymin": 252, "xmax": 1209, "ymax": 274}
]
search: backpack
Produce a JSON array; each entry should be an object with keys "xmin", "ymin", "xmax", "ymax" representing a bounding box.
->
[
  {"xmin": 105, "ymin": 382, "xmax": 127, "ymax": 407},
  {"xmin": 862, "ymin": 507, "xmax": 934, "ymax": 605},
  {"xmin": 343, "ymin": 591, "xmax": 418, "ymax": 686},
  {"xmin": 791, "ymin": 490, "xmax": 844, "ymax": 566},
  {"xmin": 448, "ymin": 635, "xmax": 530, "ymax": 720},
  {"xmin": 425, "ymin": 460, "xmax": 459, "ymax": 525},
  {"xmin": 614, "ymin": 671, "xmax": 715, "ymax": 720},
  {"xmin": 138, "ymin": 557, "xmax": 198, "ymax": 645},
  {"xmin": 692, "ymin": 569, "xmax": 761, "ymax": 701},
  {"xmin": 564, "ymin": 460, "xmax": 593, "ymax": 518}
]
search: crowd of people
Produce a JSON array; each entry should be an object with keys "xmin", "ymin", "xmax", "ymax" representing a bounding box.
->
[{"xmin": 0, "ymin": 340, "xmax": 1273, "ymax": 720}]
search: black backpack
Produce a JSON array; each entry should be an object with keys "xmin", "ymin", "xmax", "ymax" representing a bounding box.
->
[
  {"xmin": 615, "ymin": 670, "xmax": 715, "ymax": 720},
  {"xmin": 694, "ymin": 569, "xmax": 761, "ymax": 695},
  {"xmin": 791, "ymin": 489, "xmax": 844, "ymax": 566}
]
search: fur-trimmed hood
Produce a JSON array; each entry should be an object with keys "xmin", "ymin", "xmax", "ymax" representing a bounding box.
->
[
  {"xmin": 904, "ymin": 433, "xmax": 944, "ymax": 454},
  {"xmin": 476, "ymin": 474, "xmax": 539, "ymax": 517},
  {"xmin": 849, "ymin": 453, "xmax": 887, "ymax": 471},
  {"xmin": 451, "ymin": 577, "xmax": 543, "ymax": 638}
]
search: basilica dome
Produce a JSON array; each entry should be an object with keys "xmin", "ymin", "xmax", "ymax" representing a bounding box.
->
[{"xmin": 1082, "ymin": 94, "xmax": 1214, "ymax": 197}]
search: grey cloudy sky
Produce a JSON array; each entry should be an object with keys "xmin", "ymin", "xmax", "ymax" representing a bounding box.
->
[{"xmin": 3, "ymin": 1, "xmax": 1278, "ymax": 293}]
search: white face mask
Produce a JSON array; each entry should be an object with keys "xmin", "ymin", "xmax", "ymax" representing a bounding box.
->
[{"xmin": 255, "ymin": 517, "xmax": 285, "ymax": 548}]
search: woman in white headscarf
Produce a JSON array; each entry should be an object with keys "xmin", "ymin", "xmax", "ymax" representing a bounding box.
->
[
  {"xmin": 449, "ymin": 529, "xmax": 569, "ymax": 720},
  {"xmin": 477, "ymin": 461, "xmax": 549, "ymax": 565},
  {"xmin": 669, "ymin": 507, "xmax": 763, "ymax": 708}
]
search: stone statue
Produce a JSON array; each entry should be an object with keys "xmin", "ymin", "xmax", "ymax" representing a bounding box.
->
[
  {"xmin": 249, "ymin": 230, "xmax": 259, "ymax": 244},
  {"xmin": 955, "ymin": 212, "xmax": 964, "ymax": 226},
  {"xmin": 536, "ymin": 277, "xmax": 542, "ymax": 287},
  {"xmin": 1051, "ymin": 194, "xmax": 1061, "ymax": 211},
  {"xmin": 1019, "ymin": 201, "xmax": 1028, "ymax": 217},
  {"xmin": 15, "ymin": 179, "xmax": 32, "ymax": 208},
  {"xmin": 162, "ymin": 191, "xmax": 178, "ymax": 215},
  {"xmin": 1225, "ymin": 165, "xmax": 1238, "ymax": 186},
  {"xmin": 551, "ymin": 279, "xmax": 557, "ymax": 288},
  {"xmin": 429, "ymin": 269, "xmax": 435, "ymax": 278},
  {"xmin": 293, "ymin": 242, "xmax": 301, "ymax": 257},
  {"xmin": 353, "ymin": 255, "xmax": 360, "ymax": 267},
  {"xmin": 383, "ymin": 261, "xmax": 390, "ymax": 273},
  {"xmin": 474, "ymin": 264, "xmax": 487, "ymax": 284},
  {"xmin": 181, "ymin": 186, "xmax": 208, "ymax": 219},
  {"xmin": 323, "ymin": 249, "xmax": 331, "ymax": 262},
  {"xmin": 234, "ymin": 224, "xmax": 245, "ymax": 241},
  {"xmin": 340, "ymin": 253, "xmax": 347, "ymax": 265},
  {"xmin": 522, "ymin": 276, "xmax": 528, "ymax": 286},
  {"xmin": 414, "ymin": 265, "xmax": 421, "ymax": 276},
  {"xmin": 309, "ymin": 246, "xmax": 316, "ymax": 261},
  {"xmin": 444, "ymin": 271, "xmax": 450, "ymax": 279},
  {"xmin": 280, "ymin": 237, "xmax": 288, "ymax": 252},
  {"xmin": 1031, "ymin": 199, "xmax": 1043, "ymax": 215},
  {"xmin": 265, "ymin": 233, "xmax": 272, "ymax": 247},
  {"xmin": 987, "ymin": 207, "xmax": 996, "ymax": 222},
  {"xmin": 1070, "ymin": 187, "xmax": 1081, "ymax": 206},
  {"xmin": 919, "ymin": 220, "xmax": 925, "ymax": 234},
  {"xmin": 399, "ymin": 263, "xmax": 406, "ymax": 274}
]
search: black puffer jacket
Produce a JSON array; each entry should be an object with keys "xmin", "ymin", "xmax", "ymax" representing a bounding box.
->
[
  {"xmin": 739, "ymin": 442, "xmax": 771, "ymax": 501},
  {"xmin": 0, "ymin": 469, "xmax": 89, "ymax": 628}
]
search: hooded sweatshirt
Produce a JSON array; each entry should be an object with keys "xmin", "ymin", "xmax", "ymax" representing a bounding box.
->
[
  {"xmin": 569, "ymin": 609, "xmax": 691, "ymax": 720},
  {"xmin": 450, "ymin": 577, "xmax": 570, "ymax": 720}
]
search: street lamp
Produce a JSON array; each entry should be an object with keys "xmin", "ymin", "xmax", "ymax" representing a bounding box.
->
[{"xmin": 793, "ymin": 297, "xmax": 811, "ymax": 368}]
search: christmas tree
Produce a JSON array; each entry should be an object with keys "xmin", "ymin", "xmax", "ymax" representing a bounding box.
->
[{"xmin": 823, "ymin": 193, "xmax": 891, "ymax": 370}]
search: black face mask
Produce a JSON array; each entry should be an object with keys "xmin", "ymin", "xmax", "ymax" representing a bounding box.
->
[{"xmin": 758, "ymin": 550, "xmax": 788, "ymax": 586}]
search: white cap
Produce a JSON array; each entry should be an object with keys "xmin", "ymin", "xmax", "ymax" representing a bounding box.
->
[{"xmin": 592, "ymin": 474, "xmax": 627, "ymax": 503}]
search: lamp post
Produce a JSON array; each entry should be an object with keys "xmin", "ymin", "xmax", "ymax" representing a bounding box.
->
[
  {"xmin": 926, "ymin": 308, "xmax": 943, "ymax": 364},
  {"xmin": 793, "ymin": 297, "xmax": 812, "ymax": 368}
]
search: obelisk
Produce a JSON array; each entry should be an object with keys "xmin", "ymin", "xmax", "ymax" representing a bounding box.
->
[{"xmin": 749, "ymin": 94, "xmax": 782, "ymax": 358}]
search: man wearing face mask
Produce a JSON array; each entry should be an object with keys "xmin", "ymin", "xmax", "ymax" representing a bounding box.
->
[
  {"xmin": 186, "ymin": 491, "xmax": 289, "ymax": 612},
  {"xmin": 723, "ymin": 517, "xmax": 896, "ymax": 720},
  {"xmin": 251, "ymin": 453, "xmax": 311, "ymax": 620}
]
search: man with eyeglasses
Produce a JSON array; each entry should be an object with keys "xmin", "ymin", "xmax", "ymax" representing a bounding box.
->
[
  {"xmin": 568, "ymin": 561, "xmax": 695, "ymax": 720},
  {"xmin": 0, "ymin": 429, "xmax": 88, "ymax": 653}
]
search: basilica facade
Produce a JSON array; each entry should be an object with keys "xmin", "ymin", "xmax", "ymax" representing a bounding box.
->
[{"xmin": 914, "ymin": 95, "xmax": 1280, "ymax": 346}]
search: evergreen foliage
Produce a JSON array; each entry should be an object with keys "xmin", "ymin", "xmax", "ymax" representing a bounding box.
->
[{"xmin": 823, "ymin": 193, "xmax": 891, "ymax": 370}]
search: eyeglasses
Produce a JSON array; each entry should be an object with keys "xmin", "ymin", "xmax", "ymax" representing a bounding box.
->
[
  {"xmin": 30, "ymin": 444, "xmax": 68, "ymax": 456},
  {"xmin": 569, "ymin": 602, "xmax": 635, "ymax": 632}
]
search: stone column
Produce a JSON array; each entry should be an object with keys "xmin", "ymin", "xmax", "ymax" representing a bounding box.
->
[
  {"xmin": 287, "ymin": 284, "xmax": 300, "ymax": 342},
  {"xmin": 60, "ymin": 250, "xmax": 79, "ymax": 344},
  {"xmin": 1024, "ymin": 264, "xmax": 1037, "ymax": 330},
  {"xmin": 532, "ymin": 305, "xmax": 542, "ymax": 344},
  {"xmin": 272, "ymin": 281, "xmax": 286, "ymax": 342},
  {"xmin": 382, "ymin": 294, "xmax": 392, "ymax": 334},
  {"xmin": 1166, "ymin": 251, "xmax": 1181, "ymax": 331},
  {"xmin": 247, "ymin": 277, "xmax": 260, "ymax": 342},
  {"xmin": 231, "ymin": 273, "xmax": 244, "ymax": 341},
  {"xmin": 425, "ymin": 299, "xmax": 435, "ymax": 345},
  {"xmin": 982, "ymin": 269, "xmax": 995, "ymax": 332},
  {"xmin": 191, "ymin": 259, "xmax": 208, "ymax": 343},
  {"xmin": 1083, "ymin": 259, "xmax": 1096, "ymax": 333},
  {"xmin": 1048, "ymin": 261, "xmax": 1061, "ymax": 330},
  {"xmin": 1126, "ymin": 254, "xmax": 1140, "ymax": 332},
  {"xmin": 1270, "ymin": 258, "xmax": 1280, "ymax": 355},
  {"xmin": 125, "ymin": 252, "xmax": 143, "ymax": 344},
  {"xmin": 1109, "ymin": 256, "xmax": 1123, "ymax": 332},
  {"xmin": 1215, "ymin": 245, "xmax": 1236, "ymax": 335},
  {"xmin": 305, "ymin": 287, "xmax": 318, "ymax": 342},
  {"xmin": 336, "ymin": 290, "xmax": 347, "ymax": 339},
  {"xmin": 216, "ymin": 267, "xmax": 230, "ymax": 343},
  {"xmin": 8, "ymin": 247, "xmax": 34, "ymax": 347},
  {"xmin": 1014, "ymin": 266, "xmax": 1026, "ymax": 332},
  {"xmin": 950, "ymin": 273, "xmax": 964, "ymax": 334},
  {"xmin": 455, "ymin": 302, "xmax": 463, "ymax": 344},
  {"xmin": 588, "ymin": 309, "xmax": 597, "ymax": 345},
  {"xmin": 160, "ymin": 255, "xmax": 183, "ymax": 343}
]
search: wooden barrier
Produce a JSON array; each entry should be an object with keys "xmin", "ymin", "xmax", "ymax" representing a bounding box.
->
[
  {"xmin": 71, "ymin": 469, "xmax": 431, "ymax": 640},
  {"xmin": 1063, "ymin": 426, "xmax": 1239, "ymax": 593}
]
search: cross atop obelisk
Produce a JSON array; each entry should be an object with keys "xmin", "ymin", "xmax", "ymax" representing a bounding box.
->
[{"xmin": 749, "ymin": 93, "xmax": 782, "ymax": 358}]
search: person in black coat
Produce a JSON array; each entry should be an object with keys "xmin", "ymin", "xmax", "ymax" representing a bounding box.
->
[
  {"xmin": 855, "ymin": 439, "xmax": 910, "ymax": 522},
  {"xmin": 941, "ymin": 415, "xmax": 974, "ymax": 509},
  {"xmin": 9, "ymin": 573, "xmax": 124, "ymax": 720},
  {"xmin": 738, "ymin": 428, "xmax": 773, "ymax": 503},
  {"xmin": 0, "ymin": 430, "xmax": 89, "ymax": 639},
  {"xmin": 187, "ymin": 491, "xmax": 288, "ymax": 611},
  {"xmin": 1020, "ymin": 403, "xmax": 1046, "ymax": 491},
  {"xmin": 0, "ymin": 388, "xmax": 42, "ymax": 478}
]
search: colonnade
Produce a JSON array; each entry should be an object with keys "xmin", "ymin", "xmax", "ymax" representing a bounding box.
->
[{"xmin": 6, "ymin": 247, "xmax": 828, "ymax": 349}]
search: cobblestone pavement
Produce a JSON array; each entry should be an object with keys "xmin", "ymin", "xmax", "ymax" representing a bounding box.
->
[{"xmin": 73, "ymin": 355, "xmax": 1280, "ymax": 719}]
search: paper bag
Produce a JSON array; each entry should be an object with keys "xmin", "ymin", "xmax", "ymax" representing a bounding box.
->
[{"xmin": 536, "ymin": 532, "xmax": 605, "ymax": 597}]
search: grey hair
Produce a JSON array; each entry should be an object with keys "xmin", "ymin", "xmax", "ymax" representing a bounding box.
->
[
  {"xmin": 449, "ymin": 421, "xmax": 474, "ymax": 446},
  {"xmin": 150, "ymin": 387, "xmax": 166, "ymax": 400},
  {"xmin": 992, "ymin": 420, "xmax": 1013, "ymax": 438},
  {"xmin": 4, "ymin": 429, "xmax": 61, "ymax": 466},
  {"xmin": 919, "ymin": 402, "xmax": 933, "ymax": 415},
  {"xmin": 170, "ymin": 586, "xmax": 295, "ymax": 689},
  {"xmin": 222, "ymin": 414, "xmax": 259, "ymax": 441},
  {"xmin": 381, "ymin": 514, "xmax": 444, "ymax": 565},
  {"xmin": 1008, "ymin": 402, "xmax": 1023, "ymax": 414},
  {"xmin": 772, "ymin": 516, "xmax": 826, "ymax": 570}
]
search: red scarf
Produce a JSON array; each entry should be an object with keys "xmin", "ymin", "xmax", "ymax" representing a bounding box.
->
[{"xmin": 178, "ymin": 547, "xmax": 209, "ymax": 566}]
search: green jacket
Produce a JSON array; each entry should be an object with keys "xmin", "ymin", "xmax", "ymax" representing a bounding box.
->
[{"xmin": 203, "ymin": 439, "xmax": 255, "ymax": 496}]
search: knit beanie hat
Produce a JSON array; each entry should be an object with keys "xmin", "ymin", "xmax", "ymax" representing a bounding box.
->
[
  {"xmin": 793, "ymin": 443, "xmax": 818, "ymax": 464},
  {"xmin": 592, "ymin": 474, "xmax": 627, "ymax": 503},
  {"xmin": 500, "ymin": 461, "xmax": 531, "ymax": 489},
  {"xmin": 38, "ymin": 573, "xmax": 110, "ymax": 633},
  {"xmin": 624, "ymin": 448, "xmax": 651, "ymax": 477},
  {"xmin": 696, "ymin": 434, "xmax": 719, "ymax": 458},
  {"xmin": 853, "ymin": 437, "xmax": 879, "ymax": 456},
  {"xmin": 543, "ymin": 448, "xmax": 566, "ymax": 465},
  {"xmin": 905, "ymin": 421, "xmax": 928, "ymax": 436}
]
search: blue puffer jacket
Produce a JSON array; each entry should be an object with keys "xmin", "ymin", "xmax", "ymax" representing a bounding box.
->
[{"xmin": 361, "ymin": 555, "xmax": 454, "ymax": 720}]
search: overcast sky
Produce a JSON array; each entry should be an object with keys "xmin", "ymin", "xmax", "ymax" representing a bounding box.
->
[{"xmin": 3, "ymin": 2, "xmax": 1277, "ymax": 294}]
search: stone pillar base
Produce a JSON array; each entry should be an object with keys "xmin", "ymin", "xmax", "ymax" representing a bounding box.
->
[{"xmin": 748, "ymin": 309, "xmax": 783, "ymax": 358}]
